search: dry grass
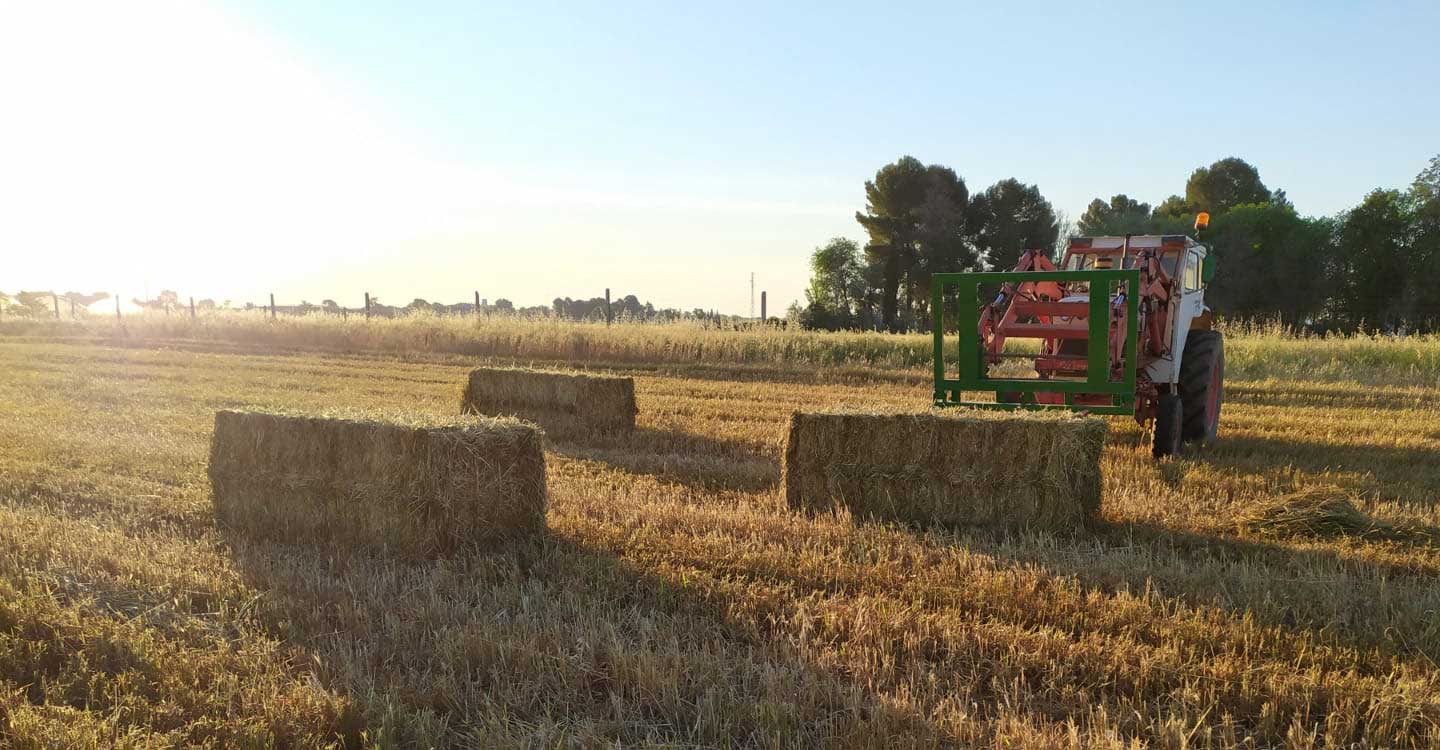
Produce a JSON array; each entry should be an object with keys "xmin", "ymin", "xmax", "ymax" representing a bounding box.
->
[
  {"xmin": 784, "ymin": 408, "xmax": 1106, "ymax": 531},
  {"xmin": 1, "ymin": 334, "xmax": 1440, "ymax": 747},
  {"xmin": 461, "ymin": 366, "xmax": 636, "ymax": 434},
  {"xmin": 210, "ymin": 408, "xmax": 546, "ymax": 558},
  {"xmin": 8, "ymin": 310, "xmax": 1440, "ymax": 385}
]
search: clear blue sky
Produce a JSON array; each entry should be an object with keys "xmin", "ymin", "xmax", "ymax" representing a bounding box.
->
[{"xmin": 3, "ymin": 1, "xmax": 1436, "ymax": 313}]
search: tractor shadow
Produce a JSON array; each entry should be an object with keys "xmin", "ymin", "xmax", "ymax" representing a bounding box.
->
[
  {"xmin": 223, "ymin": 527, "xmax": 945, "ymax": 746},
  {"xmin": 955, "ymin": 514, "xmax": 1440, "ymax": 668},
  {"xmin": 1226, "ymin": 382, "xmax": 1440, "ymax": 412},
  {"xmin": 1197, "ymin": 433, "xmax": 1440, "ymax": 507}
]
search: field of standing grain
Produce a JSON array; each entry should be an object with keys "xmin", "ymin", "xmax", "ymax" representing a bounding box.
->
[{"xmin": 3, "ymin": 327, "xmax": 1440, "ymax": 748}]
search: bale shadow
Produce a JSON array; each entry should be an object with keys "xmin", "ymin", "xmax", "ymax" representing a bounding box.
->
[
  {"xmin": 223, "ymin": 526, "xmax": 948, "ymax": 747},
  {"xmin": 507, "ymin": 411, "xmax": 781, "ymax": 492}
]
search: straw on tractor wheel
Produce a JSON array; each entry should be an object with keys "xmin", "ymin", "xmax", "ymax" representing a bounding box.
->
[
  {"xmin": 783, "ymin": 408, "xmax": 1107, "ymax": 531},
  {"xmin": 208, "ymin": 408, "xmax": 546, "ymax": 558},
  {"xmin": 461, "ymin": 366, "xmax": 637, "ymax": 435}
]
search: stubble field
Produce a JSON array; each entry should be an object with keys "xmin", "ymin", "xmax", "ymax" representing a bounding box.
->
[{"xmin": 2, "ymin": 321, "xmax": 1440, "ymax": 748}]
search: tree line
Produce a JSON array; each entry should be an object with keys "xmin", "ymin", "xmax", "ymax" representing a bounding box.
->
[
  {"xmin": 0, "ymin": 287, "xmax": 735, "ymax": 325},
  {"xmin": 802, "ymin": 154, "xmax": 1440, "ymax": 333}
]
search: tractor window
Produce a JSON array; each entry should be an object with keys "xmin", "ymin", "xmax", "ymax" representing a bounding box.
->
[{"xmin": 1184, "ymin": 251, "xmax": 1201, "ymax": 291}]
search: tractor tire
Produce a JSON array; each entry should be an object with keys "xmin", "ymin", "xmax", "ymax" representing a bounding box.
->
[
  {"xmin": 1179, "ymin": 330, "xmax": 1224, "ymax": 444},
  {"xmin": 1152, "ymin": 392, "xmax": 1183, "ymax": 458}
]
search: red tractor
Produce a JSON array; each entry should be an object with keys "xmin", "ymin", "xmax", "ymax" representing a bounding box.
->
[{"xmin": 932, "ymin": 217, "xmax": 1223, "ymax": 457}]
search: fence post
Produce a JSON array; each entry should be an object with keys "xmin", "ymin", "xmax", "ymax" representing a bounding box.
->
[
  {"xmin": 475, "ymin": 291, "xmax": 481, "ymax": 318},
  {"xmin": 270, "ymin": 293, "xmax": 276, "ymax": 320},
  {"xmin": 189, "ymin": 296, "xmax": 196, "ymax": 320},
  {"xmin": 364, "ymin": 292, "xmax": 371, "ymax": 320},
  {"xmin": 70, "ymin": 297, "xmax": 76, "ymax": 319},
  {"xmin": 760, "ymin": 291, "xmax": 767, "ymax": 322},
  {"xmin": 605, "ymin": 288, "xmax": 612, "ymax": 326},
  {"xmin": 115, "ymin": 294, "xmax": 121, "ymax": 321},
  {"xmin": 52, "ymin": 294, "xmax": 60, "ymax": 319}
]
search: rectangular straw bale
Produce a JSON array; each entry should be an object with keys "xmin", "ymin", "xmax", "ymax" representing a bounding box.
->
[
  {"xmin": 783, "ymin": 408, "xmax": 1106, "ymax": 531},
  {"xmin": 461, "ymin": 367, "xmax": 636, "ymax": 434},
  {"xmin": 209, "ymin": 408, "xmax": 546, "ymax": 557}
]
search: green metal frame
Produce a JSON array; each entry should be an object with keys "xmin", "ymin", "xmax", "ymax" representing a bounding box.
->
[{"xmin": 931, "ymin": 269, "xmax": 1140, "ymax": 415}]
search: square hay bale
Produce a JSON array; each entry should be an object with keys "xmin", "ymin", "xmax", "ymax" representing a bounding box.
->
[
  {"xmin": 461, "ymin": 366, "xmax": 636, "ymax": 434},
  {"xmin": 783, "ymin": 408, "xmax": 1106, "ymax": 531},
  {"xmin": 209, "ymin": 408, "xmax": 546, "ymax": 557}
]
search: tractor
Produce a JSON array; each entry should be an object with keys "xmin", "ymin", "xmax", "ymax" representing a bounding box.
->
[{"xmin": 930, "ymin": 216, "xmax": 1223, "ymax": 457}]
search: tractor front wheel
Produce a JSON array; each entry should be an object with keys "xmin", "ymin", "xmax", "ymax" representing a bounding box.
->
[
  {"xmin": 1152, "ymin": 392, "xmax": 1184, "ymax": 458},
  {"xmin": 1179, "ymin": 330, "xmax": 1225, "ymax": 444}
]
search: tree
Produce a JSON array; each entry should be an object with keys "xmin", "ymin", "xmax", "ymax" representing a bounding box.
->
[
  {"xmin": 971, "ymin": 179, "xmax": 1059, "ymax": 270},
  {"xmin": 1402, "ymin": 155, "xmax": 1440, "ymax": 327},
  {"xmin": 1154, "ymin": 195, "xmax": 1192, "ymax": 218},
  {"xmin": 1184, "ymin": 157, "xmax": 1272, "ymax": 216},
  {"xmin": 803, "ymin": 238, "xmax": 864, "ymax": 329},
  {"xmin": 855, "ymin": 157, "xmax": 974, "ymax": 331},
  {"xmin": 1202, "ymin": 204, "xmax": 1335, "ymax": 326},
  {"xmin": 493, "ymin": 298, "xmax": 514, "ymax": 313},
  {"xmin": 1077, "ymin": 194, "xmax": 1153, "ymax": 235},
  {"xmin": 1333, "ymin": 189, "xmax": 1411, "ymax": 330}
]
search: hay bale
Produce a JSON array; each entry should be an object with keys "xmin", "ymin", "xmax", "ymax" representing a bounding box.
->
[
  {"xmin": 783, "ymin": 408, "xmax": 1107, "ymax": 531},
  {"xmin": 209, "ymin": 408, "xmax": 546, "ymax": 557},
  {"xmin": 461, "ymin": 367, "xmax": 636, "ymax": 434}
]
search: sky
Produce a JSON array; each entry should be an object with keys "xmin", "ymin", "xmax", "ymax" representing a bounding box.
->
[{"xmin": 2, "ymin": 1, "xmax": 1437, "ymax": 315}]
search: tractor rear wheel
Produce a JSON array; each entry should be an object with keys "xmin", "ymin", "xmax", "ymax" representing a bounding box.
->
[
  {"xmin": 1152, "ymin": 392, "xmax": 1184, "ymax": 458},
  {"xmin": 1179, "ymin": 330, "xmax": 1224, "ymax": 443}
]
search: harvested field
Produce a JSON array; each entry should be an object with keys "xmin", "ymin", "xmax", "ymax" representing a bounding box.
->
[
  {"xmin": 461, "ymin": 366, "xmax": 637, "ymax": 433},
  {"xmin": 209, "ymin": 408, "xmax": 546, "ymax": 557},
  {"xmin": 784, "ymin": 409, "xmax": 1106, "ymax": 530},
  {"xmin": 3, "ymin": 333, "xmax": 1440, "ymax": 748}
]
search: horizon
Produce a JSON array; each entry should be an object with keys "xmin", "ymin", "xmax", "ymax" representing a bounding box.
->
[{"xmin": 3, "ymin": 1, "xmax": 1437, "ymax": 315}]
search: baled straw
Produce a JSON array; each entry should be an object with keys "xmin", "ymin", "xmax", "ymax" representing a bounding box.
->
[
  {"xmin": 783, "ymin": 407, "xmax": 1106, "ymax": 531},
  {"xmin": 461, "ymin": 367, "xmax": 636, "ymax": 434},
  {"xmin": 209, "ymin": 408, "xmax": 546, "ymax": 557}
]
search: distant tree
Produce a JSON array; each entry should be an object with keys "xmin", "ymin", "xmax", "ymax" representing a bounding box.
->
[
  {"xmin": 1202, "ymin": 204, "xmax": 1335, "ymax": 326},
  {"xmin": 1333, "ymin": 189, "xmax": 1411, "ymax": 330},
  {"xmin": 1077, "ymin": 194, "xmax": 1152, "ymax": 235},
  {"xmin": 15, "ymin": 291, "xmax": 56, "ymax": 317},
  {"xmin": 321, "ymin": 299, "xmax": 339, "ymax": 310},
  {"xmin": 198, "ymin": 299, "xmax": 217, "ymax": 310},
  {"xmin": 61, "ymin": 291, "xmax": 109, "ymax": 308},
  {"xmin": 971, "ymin": 178, "xmax": 1059, "ymax": 269},
  {"xmin": 1154, "ymin": 194, "xmax": 1192, "ymax": 218},
  {"xmin": 856, "ymin": 157, "xmax": 976, "ymax": 330},
  {"xmin": 493, "ymin": 298, "xmax": 514, "ymax": 313},
  {"xmin": 804, "ymin": 238, "xmax": 864, "ymax": 329},
  {"xmin": 1184, "ymin": 157, "xmax": 1272, "ymax": 216},
  {"xmin": 408, "ymin": 298, "xmax": 430, "ymax": 310}
]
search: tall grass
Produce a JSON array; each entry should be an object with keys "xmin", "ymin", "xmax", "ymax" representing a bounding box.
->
[{"xmin": 5, "ymin": 310, "xmax": 1440, "ymax": 384}]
